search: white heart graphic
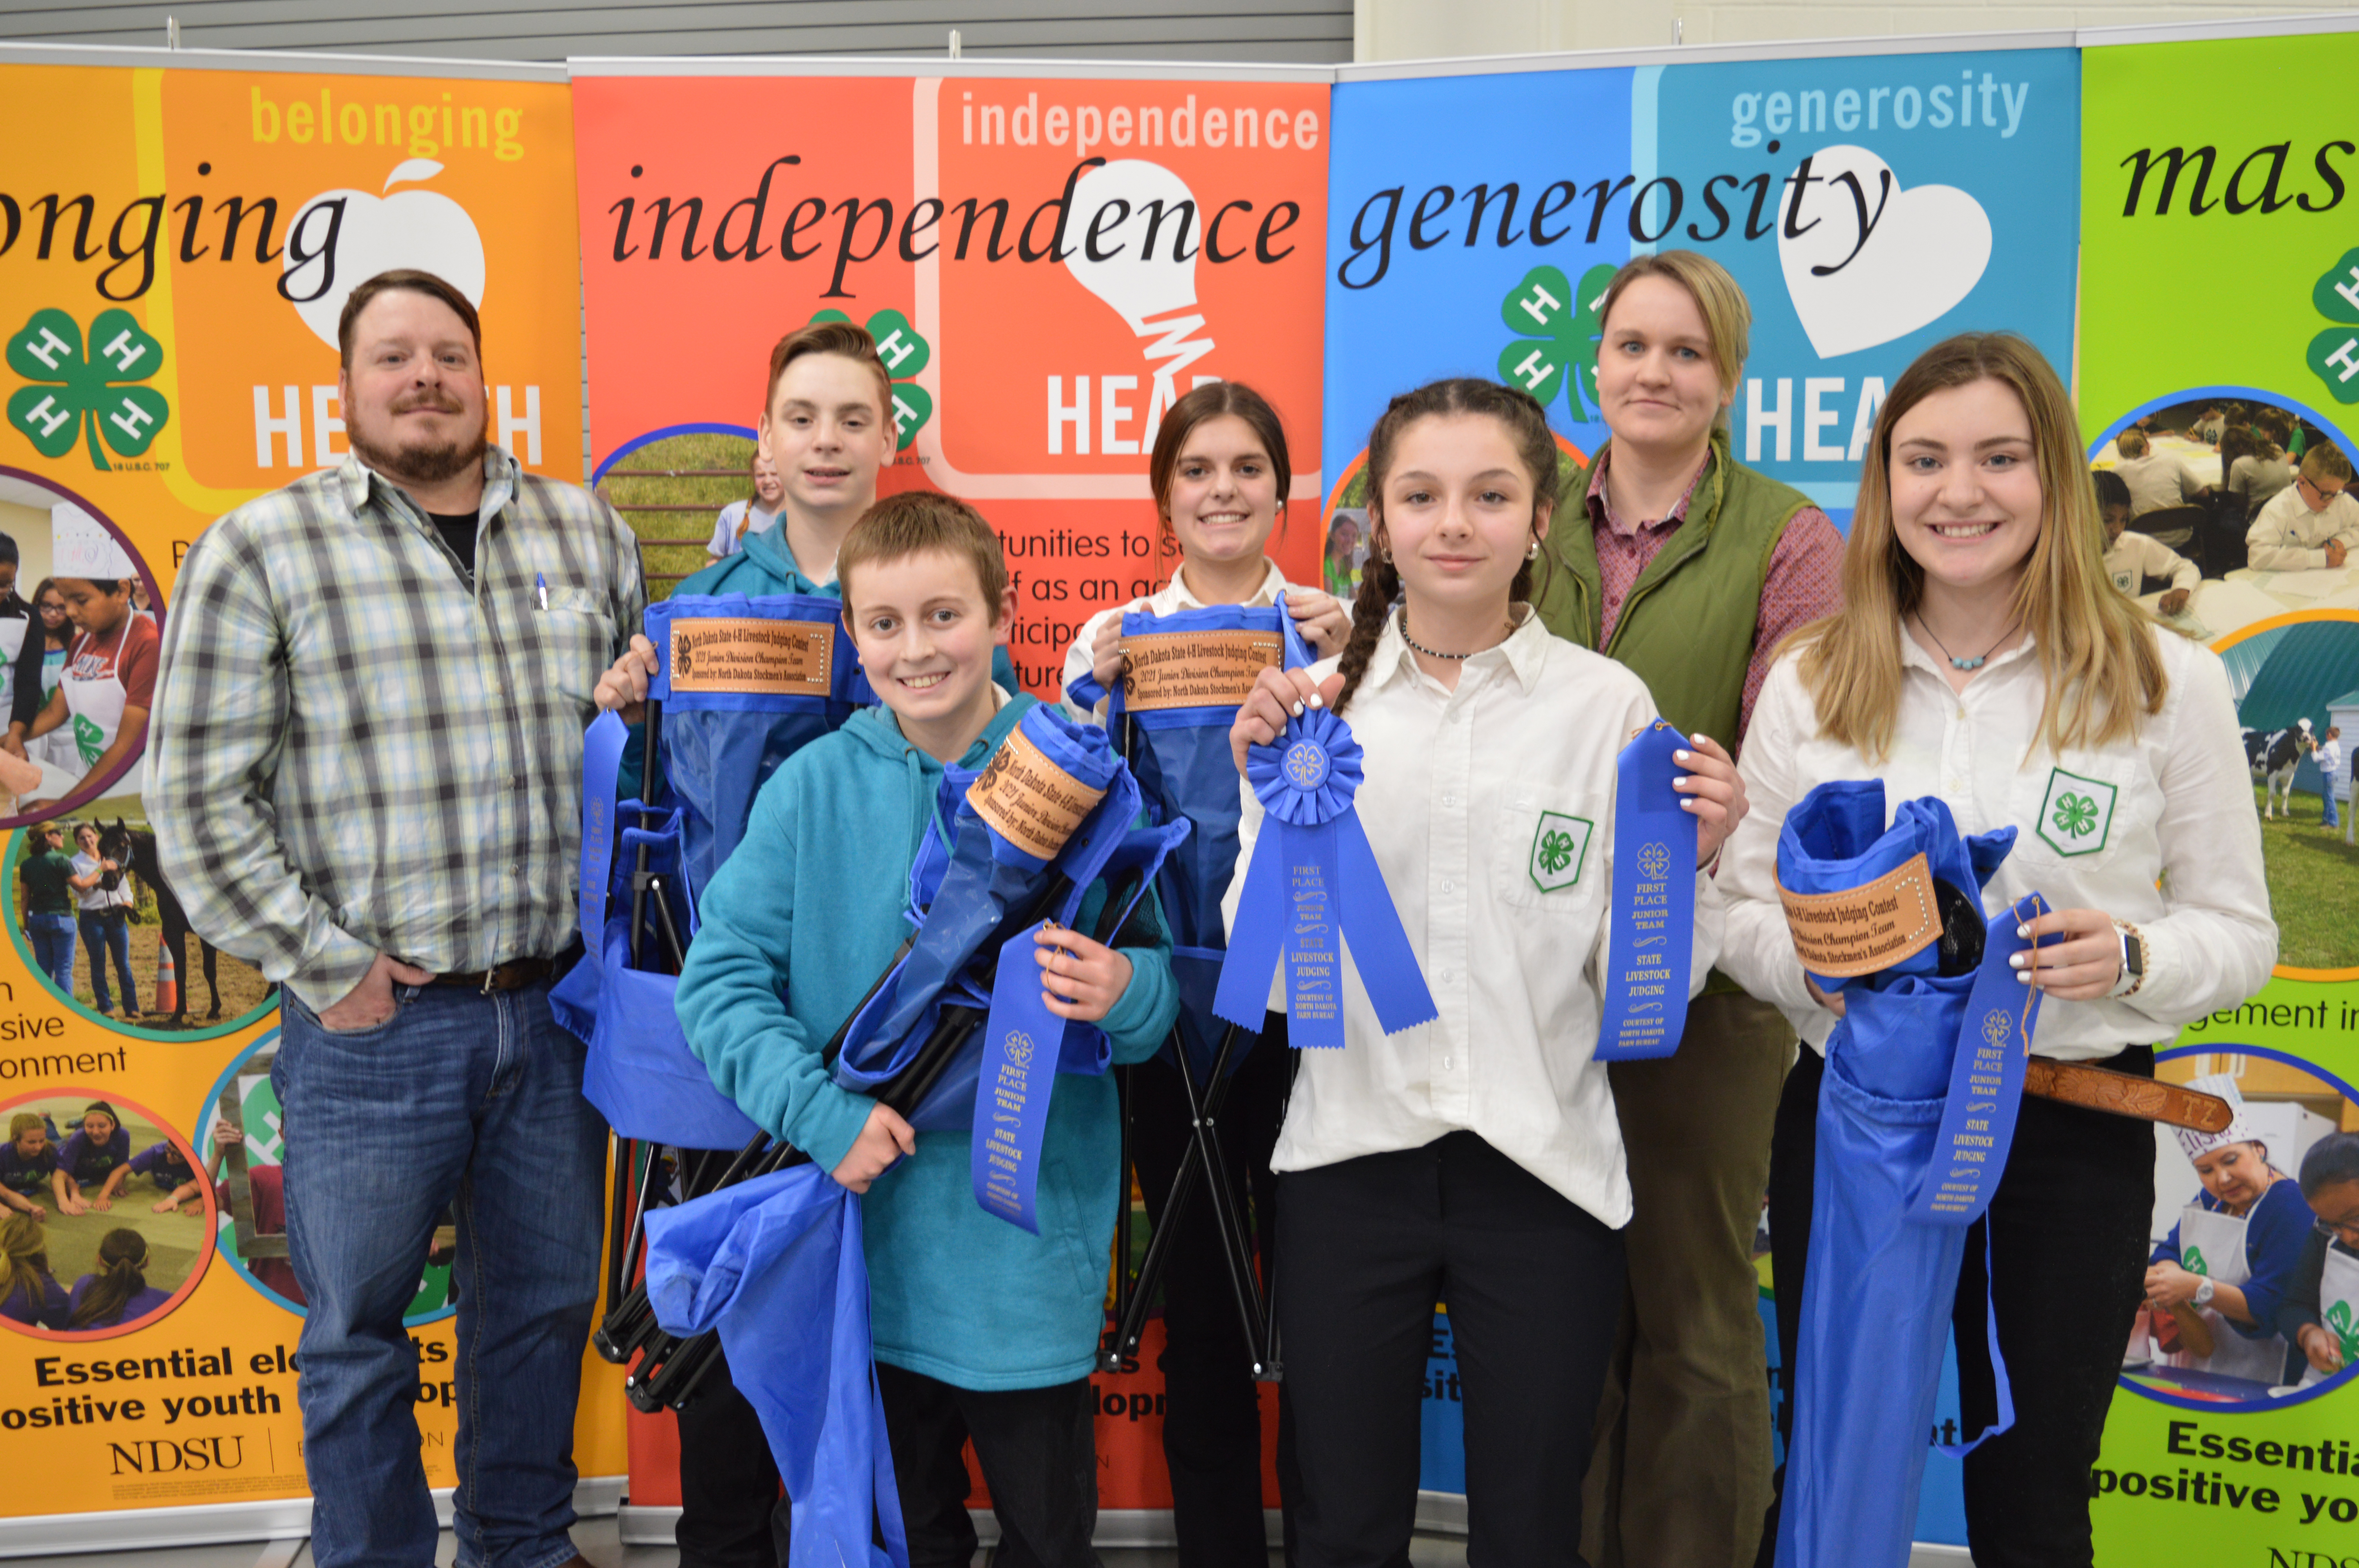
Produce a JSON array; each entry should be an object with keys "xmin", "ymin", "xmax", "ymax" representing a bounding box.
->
[{"xmin": 1777, "ymin": 145, "xmax": 1991, "ymax": 359}]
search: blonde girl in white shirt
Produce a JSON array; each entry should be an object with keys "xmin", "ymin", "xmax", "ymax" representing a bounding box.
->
[
  {"xmin": 1718, "ymin": 333, "xmax": 2275, "ymax": 1568},
  {"xmin": 1225, "ymin": 378, "xmax": 1745, "ymax": 1568},
  {"xmin": 1058, "ymin": 380, "xmax": 1346, "ymax": 1562}
]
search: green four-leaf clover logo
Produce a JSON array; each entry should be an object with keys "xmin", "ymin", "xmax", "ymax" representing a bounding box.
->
[
  {"xmin": 7, "ymin": 308, "xmax": 170, "ymax": 470},
  {"xmin": 810, "ymin": 307, "xmax": 932, "ymax": 451},
  {"xmin": 2308, "ymin": 248, "xmax": 2359, "ymax": 406},
  {"xmin": 1497, "ymin": 263, "xmax": 1618, "ymax": 421},
  {"xmin": 2327, "ymin": 1299, "xmax": 2359, "ymax": 1362},
  {"xmin": 1526, "ymin": 811, "xmax": 1592, "ymax": 893},
  {"xmin": 2051, "ymin": 791, "xmax": 2101, "ymax": 840},
  {"xmin": 2035, "ymin": 768, "xmax": 2117, "ymax": 857}
]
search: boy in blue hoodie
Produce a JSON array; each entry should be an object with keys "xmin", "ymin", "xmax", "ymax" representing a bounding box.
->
[{"xmin": 676, "ymin": 491, "xmax": 1178, "ymax": 1568}]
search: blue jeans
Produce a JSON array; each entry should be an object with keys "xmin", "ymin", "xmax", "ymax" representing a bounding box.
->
[
  {"xmin": 76, "ymin": 907, "xmax": 136, "ymax": 1013},
  {"xmin": 275, "ymin": 978, "xmax": 605, "ymax": 1568},
  {"xmin": 25, "ymin": 911, "xmax": 75, "ymax": 994},
  {"xmin": 2325, "ymin": 787, "xmax": 2341, "ymax": 829}
]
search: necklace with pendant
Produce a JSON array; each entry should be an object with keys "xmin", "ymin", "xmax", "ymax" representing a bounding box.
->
[{"xmin": 1916, "ymin": 613, "xmax": 2017, "ymax": 672}]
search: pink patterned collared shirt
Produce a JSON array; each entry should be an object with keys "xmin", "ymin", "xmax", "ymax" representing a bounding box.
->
[{"xmin": 1583, "ymin": 446, "xmax": 1845, "ymax": 750}]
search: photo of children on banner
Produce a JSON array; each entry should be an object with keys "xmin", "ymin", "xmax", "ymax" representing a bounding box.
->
[
  {"xmin": 2, "ymin": 506, "xmax": 154, "ymax": 818},
  {"xmin": 2141, "ymin": 1074, "xmax": 2314, "ymax": 1392},
  {"xmin": 704, "ymin": 451, "xmax": 784, "ymax": 563},
  {"xmin": 0, "ymin": 1094, "xmax": 206, "ymax": 1336},
  {"xmin": 653, "ymin": 494, "xmax": 1183, "ymax": 1568},
  {"xmin": 2283, "ymin": 1132, "xmax": 2359, "ymax": 1389},
  {"xmin": 2090, "ymin": 398, "xmax": 2359, "ymax": 642},
  {"xmin": 9, "ymin": 577, "xmax": 78, "ymax": 783}
]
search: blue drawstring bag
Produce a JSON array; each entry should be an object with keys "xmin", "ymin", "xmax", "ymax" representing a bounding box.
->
[
  {"xmin": 552, "ymin": 712, "xmax": 761, "ymax": 1148},
  {"xmin": 1065, "ymin": 595, "xmax": 1314, "ymax": 1077},
  {"xmin": 645, "ymin": 593, "xmax": 874, "ymax": 896},
  {"xmin": 644, "ymin": 1165, "xmax": 909, "ymax": 1568},
  {"xmin": 1773, "ymin": 782, "xmax": 2039, "ymax": 1568},
  {"xmin": 831, "ymin": 703, "xmax": 1185, "ymax": 1125}
]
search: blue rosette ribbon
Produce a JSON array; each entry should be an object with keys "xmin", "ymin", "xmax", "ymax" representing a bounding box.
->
[{"xmin": 1212, "ymin": 708, "xmax": 1438, "ymax": 1046}]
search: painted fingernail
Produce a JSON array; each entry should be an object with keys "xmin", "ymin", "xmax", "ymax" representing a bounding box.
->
[
  {"xmin": 1674, "ymin": 750, "xmax": 1691, "ymax": 763},
  {"xmin": 2016, "ymin": 973, "xmax": 2031, "ymax": 985},
  {"xmin": 2008, "ymin": 953, "xmax": 2026, "ymax": 969},
  {"xmin": 1308, "ymin": 693, "xmax": 1324, "ymax": 708},
  {"xmin": 1290, "ymin": 701, "xmax": 1305, "ymax": 716},
  {"xmin": 2016, "ymin": 925, "xmax": 2029, "ymax": 938}
]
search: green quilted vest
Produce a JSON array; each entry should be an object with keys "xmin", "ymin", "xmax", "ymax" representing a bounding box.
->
[{"xmin": 1532, "ymin": 428, "xmax": 1816, "ymax": 746}]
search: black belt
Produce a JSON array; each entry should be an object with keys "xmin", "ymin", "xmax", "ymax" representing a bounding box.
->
[{"xmin": 431, "ymin": 956, "xmax": 556, "ymax": 993}]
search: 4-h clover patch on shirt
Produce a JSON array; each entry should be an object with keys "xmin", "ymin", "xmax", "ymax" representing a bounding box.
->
[
  {"xmin": 2036, "ymin": 767, "xmax": 2119, "ymax": 857},
  {"xmin": 1527, "ymin": 811, "xmax": 1594, "ymax": 893}
]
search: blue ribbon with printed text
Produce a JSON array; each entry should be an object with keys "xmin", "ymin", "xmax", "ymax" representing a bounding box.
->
[
  {"xmin": 1594, "ymin": 721, "xmax": 1700, "ymax": 1062},
  {"xmin": 1907, "ymin": 893, "xmax": 2046, "ymax": 1230},
  {"xmin": 1213, "ymin": 708, "xmax": 1436, "ymax": 1047}
]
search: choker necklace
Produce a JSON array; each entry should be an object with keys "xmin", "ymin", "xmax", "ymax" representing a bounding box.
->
[
  {"xmin": 1398, "ymin": 606, "xmax": 1505, "ymax": 662},
  {"xmin": 1916, "ymin": 614, "xmax": 2017, "ymax": 671}
]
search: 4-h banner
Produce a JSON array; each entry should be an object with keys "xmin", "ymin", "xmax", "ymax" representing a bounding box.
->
[
  {"xmin": 0, "ymin": 46, "xmax": 618, "ymax": 1532},
  {"xmin": 2080, "ymin": 25, "xmax": 2359, "ymax": 1565},
  {"xmin": 571, "ymin": 62, "xmax": 1332, "ymax": 694}
]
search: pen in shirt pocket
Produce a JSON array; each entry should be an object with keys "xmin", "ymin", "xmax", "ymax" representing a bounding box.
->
[{"xmin": 536, "ymin": 572, "xmax": 549, "ymax": 610}]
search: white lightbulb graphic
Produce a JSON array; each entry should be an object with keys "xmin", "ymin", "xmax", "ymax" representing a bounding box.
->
[{"xmin": 1063, "ymin": 160, "xmax": 1216, "ymax": 437}]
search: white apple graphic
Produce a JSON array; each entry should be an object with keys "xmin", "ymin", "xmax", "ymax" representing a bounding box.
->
[{"xmin": 282, "ymin": 160, "xmax": 488, "ymax": 350}]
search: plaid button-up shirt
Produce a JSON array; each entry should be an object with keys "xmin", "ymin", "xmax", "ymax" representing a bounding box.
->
[{"xmin": 148, "ymin": 447, "xmax": 645, "ymax": 1007}]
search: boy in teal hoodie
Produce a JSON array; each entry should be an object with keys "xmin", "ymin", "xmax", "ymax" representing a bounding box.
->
[{"xmin": 675, "ymin": 491, "xmax": 1177, "ymax": 1567}]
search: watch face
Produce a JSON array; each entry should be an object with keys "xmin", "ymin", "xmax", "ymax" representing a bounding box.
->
[{"xmin": 2127, "ymin": 935, "xmax": 2145, "ymax": 975}]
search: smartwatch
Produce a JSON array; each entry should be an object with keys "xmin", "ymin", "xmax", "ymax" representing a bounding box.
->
[
  {"xmin": 2192, "ymin": 1276, "xmax": 2216, "ymax": 1309},
  {"xmin": 2110, "ymin": 919, "xmax": 2147, "ymax": 999}
]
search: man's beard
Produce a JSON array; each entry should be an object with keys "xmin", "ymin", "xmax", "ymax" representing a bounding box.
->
[{"xmin": 347, "ymin": 399, "xmax": 489, "ymax": 490}]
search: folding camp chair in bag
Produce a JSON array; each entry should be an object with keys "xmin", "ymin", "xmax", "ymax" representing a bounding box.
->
[
  {"xmin": 1067, "ymin": 597, "xmax": 1314, "ymax": 1383},
  {"xmin": 551, "ymin": 591, "xmax": 872, "ymax": 1383}
]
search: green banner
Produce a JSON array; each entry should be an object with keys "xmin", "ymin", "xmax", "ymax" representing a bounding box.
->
[{"xmin": 2083, "ymin": 31, "xmax": 2359, "ymax": 1563}]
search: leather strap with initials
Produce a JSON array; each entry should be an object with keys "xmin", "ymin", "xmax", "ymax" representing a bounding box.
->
[{"xmin": 2022, "ymin": 1060, "xmax": 2232, "ymax": 1132}]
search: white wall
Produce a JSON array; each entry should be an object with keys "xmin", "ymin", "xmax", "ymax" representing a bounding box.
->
[{"xmin": 1357, "ymin": 0, "xmax": 2359, "ymax": 59}]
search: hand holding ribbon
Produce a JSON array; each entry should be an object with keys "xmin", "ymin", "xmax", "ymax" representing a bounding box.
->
[{"xmin": 1214, "ymin": 702, "xmax": 1438, "ymax": 1045}]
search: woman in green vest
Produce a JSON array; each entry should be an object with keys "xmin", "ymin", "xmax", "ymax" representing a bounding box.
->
[{"xmin": 1535, "ymin": 250, "xmax": 1847, "ymax": 1568}]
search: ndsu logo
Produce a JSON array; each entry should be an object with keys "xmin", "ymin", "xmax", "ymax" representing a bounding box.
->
[{"xmin": 107, "ymin": 1435, "xmax": 249, "ymax": 1475}]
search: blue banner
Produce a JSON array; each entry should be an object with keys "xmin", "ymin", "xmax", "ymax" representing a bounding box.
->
[
  {"xmin": 1596, "ymin": 720, "xmax": 1699, "ymax": 1061},
  {"xmin": 1215, "ymin": 708, "xmax": 1436, "ymax": 1044},
  {"xmin": 1323, "ymin": 47, "xmax": 2079, "ymax": 531}
]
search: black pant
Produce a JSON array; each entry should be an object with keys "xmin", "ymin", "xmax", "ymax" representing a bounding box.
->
[
  {"xmin": 672, "ymin": 1148, "xmax": 789, "ymax": 1568},
  {"xmin": 1130, "ymin": 1019, "xmax": 1298, "ymax": 1567},
  {"xmin": 675, "ymin": 1344, "xmax": 791, "ymax": 1568},
  {"xmin": 877, "ymin": 1362, "xmax": 1101, "ymax": 1568},
  {"xmin": 1278, "ymin": 1132, "xmax": 1625, "ymax": 1568},
  {"xmin": 1765, "ymin": 1047, "xmax": 2155, "ymax": 1568}
]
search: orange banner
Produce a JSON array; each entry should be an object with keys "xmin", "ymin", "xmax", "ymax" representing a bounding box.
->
[{"xmin": 572, "ymin": 68, "xmax": 1329, "ymax": 695}]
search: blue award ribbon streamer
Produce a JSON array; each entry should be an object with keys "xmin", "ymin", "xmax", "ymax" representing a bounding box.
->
[
  {"xmin": 1907, "ymin": 893, "xmax": 2047, "ymax": 1230},
  {"xmin": 971, "ymin": 922, "xmax": 1068, "ymax": 1234},
  {"xmin": 578, "ymin": 709, "xmax": 625, "ymax": 949},
  {"xmin": 1214, "ymin": 708, "xmax": 1437, "ymax": 1045},
  {"xmin": 1595, "ymin": 721, "xmax": 1700, "ymax": 1062}
]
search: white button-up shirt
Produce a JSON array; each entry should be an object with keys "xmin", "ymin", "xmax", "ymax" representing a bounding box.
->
[
  {"xmin": 1719, "ymin": 624, "xmax": 2276, "ymax": 1062},
  {"xmin": 1221, "ymin": 609, "xmax": 1722, "ymax": 1227},
  {"xmin": 2245, "ymin": 484, "xmax": 2359, "ymax": 571},
  {"xmin": 1061, "ymin": 557, "xmax": 1295, "ymax": 721}
]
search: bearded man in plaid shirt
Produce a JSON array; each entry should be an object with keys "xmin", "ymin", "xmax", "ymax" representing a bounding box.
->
[{"xmin": 149, "ymin": 269, "xmax": 643, "ymax": 1568}]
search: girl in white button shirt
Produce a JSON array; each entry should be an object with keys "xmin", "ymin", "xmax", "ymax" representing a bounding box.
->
[
  {"xmin": 1224, "ymin": 378, "xmax": 1745, "ymax": 1567},
  {"xmin": 1718, "ymin": 334, "xmax": 2275, "ymax": 1568}
]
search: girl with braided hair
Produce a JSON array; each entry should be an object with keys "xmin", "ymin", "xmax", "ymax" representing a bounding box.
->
[{"xmin": 1221, "ymin": 377, "xmax": 1746, "ymax": 1566}]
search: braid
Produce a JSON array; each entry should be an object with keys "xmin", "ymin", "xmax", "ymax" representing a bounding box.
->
[{"xmin": 1330, "ymin": 551, "xmax": 1400, "ymax": 717}]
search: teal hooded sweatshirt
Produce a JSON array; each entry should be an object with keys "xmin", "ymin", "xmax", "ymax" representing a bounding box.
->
[
  {"xmin": 674, "ymin": 691, "xmax": 1178, "ymax": 1390},
  {"xmin": 622, "ymin": 524, "xmax": 1018, "ymax": 798}
]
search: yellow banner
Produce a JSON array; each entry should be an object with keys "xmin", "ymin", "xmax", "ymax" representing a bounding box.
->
[{"xmin": 0, "ymin": 54, "xmax": 616, "ymax": 1521}]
